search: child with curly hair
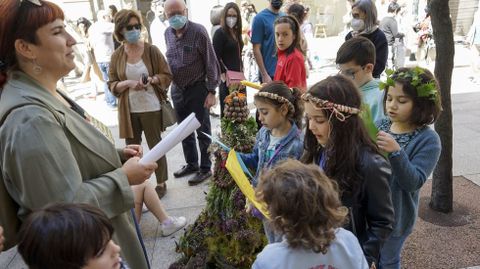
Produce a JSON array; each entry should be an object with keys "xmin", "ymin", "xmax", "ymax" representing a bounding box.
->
[{"xmin": 253, "ymin": 159, "xmax": 369, "ymax": 269}]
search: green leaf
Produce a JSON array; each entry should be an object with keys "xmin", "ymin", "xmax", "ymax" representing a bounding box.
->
[
  {"xmin": 385, "ymin": 69, "xmax": 394, "ymax": 76},
  {"xmin": 360, "ymin": 105, "xmax": 378, "ymax": 142}
]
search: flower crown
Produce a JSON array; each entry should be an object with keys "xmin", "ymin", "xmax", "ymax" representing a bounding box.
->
[
  {"xmin": 379, "ymin": 67, "xmax": 438, "ymax": 102},
  {"xmin": 255, "ymin": 92, "xmax": 295, "ymax": 113},
  {"xmin": 301, "ymin": 93, "xmax": 360, "ymax": 122}
]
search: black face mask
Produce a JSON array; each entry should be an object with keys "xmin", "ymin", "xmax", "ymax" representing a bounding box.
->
[{"xmin": 271, "ymin": 0, "xmax": 283, "ymax": 10}]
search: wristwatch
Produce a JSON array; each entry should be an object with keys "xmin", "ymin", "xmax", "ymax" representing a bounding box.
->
[{"xmin": 208, "ymin": 89, "xmax": 216, "ymax": 95}]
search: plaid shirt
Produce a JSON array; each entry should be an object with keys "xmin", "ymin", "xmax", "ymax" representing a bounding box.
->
[{"xmin": 165, "ymin": 20, "xmax": 220, "ymax": 91}]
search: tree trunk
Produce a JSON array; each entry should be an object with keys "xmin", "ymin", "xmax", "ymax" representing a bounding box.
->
[{"xmin": 429, "ymin": 0, "xmax": 455, "ymax": 213}]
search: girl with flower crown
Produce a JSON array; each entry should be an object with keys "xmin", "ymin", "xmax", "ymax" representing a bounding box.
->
[
  {"xmin": 301, "ymin": 75, "xmax": 394, "ymax": 269},
  {"xmin": 239, "ymin": 81, "xmax": 304, "ymax": 243},
  {"xmin": 377, "ymin": 67, "xmax": 442, "ymax": 269}
]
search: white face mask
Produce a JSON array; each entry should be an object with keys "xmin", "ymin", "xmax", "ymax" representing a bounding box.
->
[
  {"xmin": 226, "ymin": 17, "xmax": 237, "ymax": 28},
  {"xmin": 351, "ymin": 18, "xmax": 365, "ymax": 32}
]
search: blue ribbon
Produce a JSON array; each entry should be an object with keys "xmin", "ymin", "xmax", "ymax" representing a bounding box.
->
[{"xmin": 202, "ymin": 132, "xmax": 254, "ymax": 179}]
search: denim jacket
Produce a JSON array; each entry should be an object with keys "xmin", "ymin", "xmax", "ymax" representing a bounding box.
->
[{"xmin": 239, "ymin": 123, "xmax": 303, "ymax": 186}]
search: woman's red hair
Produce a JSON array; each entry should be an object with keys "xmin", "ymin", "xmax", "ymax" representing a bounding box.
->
[{"xmin": 0, "ymin": 0, "xmax": 64, "ymax": 87}]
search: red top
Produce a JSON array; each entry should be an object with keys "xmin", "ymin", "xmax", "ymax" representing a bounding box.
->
[{"xmin": 273, "ymin": 48, "xmax": 307, "ymax": 92}]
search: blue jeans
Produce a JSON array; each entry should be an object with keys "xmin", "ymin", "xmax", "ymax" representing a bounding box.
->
[
  {"xmin": 379, "ymin": 233, "xmax": 409, "ymax": 269},
  {"xmin": 98, "ymin": 62, "xmax": 117, "ymax": 107}
]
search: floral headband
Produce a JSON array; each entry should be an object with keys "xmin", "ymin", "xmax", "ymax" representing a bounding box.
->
[
  {"xmin": 379, "ymin": 67, "xmax": 438, "ymax": 102},
  {"xmin": 255, "ymin": 92, "xmax": 295, "ymax": 114},
  {"xmin": 301, "ymin": 93, "xmax": 360, "ymax": 122}
]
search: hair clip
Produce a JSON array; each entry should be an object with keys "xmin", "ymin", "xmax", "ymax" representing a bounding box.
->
[{"xmin": 19, "ymin": 0, "xmax": 42, "ymax": 6}]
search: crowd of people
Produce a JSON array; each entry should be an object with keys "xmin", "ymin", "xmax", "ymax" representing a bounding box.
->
[{"xmin": 0, "ymin": 0, "xmax": 447, "ymax": 268}]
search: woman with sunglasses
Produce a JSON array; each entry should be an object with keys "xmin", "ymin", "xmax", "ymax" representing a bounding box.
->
[
  {"xmin": 109, "ymin": 9, "xmax": 173, "ymax": 199},
  {"xmin": 0, "ymin": 1, "xmax": 157, "ymax": 268}
]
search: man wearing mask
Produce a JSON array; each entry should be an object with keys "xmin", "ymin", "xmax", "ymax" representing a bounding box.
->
[
  {"xmin": 163, "ymin": 0, "xmax": 220, "ymax": 185},
  {"xmin": 251, "ymin": 0, "xmax": 284, "ymax": 83}
]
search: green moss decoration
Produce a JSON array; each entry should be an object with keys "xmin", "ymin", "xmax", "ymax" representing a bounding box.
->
[{"xmin": 171, "ymin": 91, "xmax": 267, "ymax": 269}]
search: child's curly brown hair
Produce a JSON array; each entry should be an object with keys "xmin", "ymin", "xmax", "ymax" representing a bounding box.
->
[{"xmin": 256, "ymin": 159, "xmax": 348, "ymax": 253}]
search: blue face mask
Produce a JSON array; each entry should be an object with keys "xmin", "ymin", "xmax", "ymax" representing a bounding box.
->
[
  {"xmin": 169, "ymin": 15, "xmax": 187, "ymax": 30},
  {"xmin": 124, "ymin": 29, "xmax": 141, "ymax": 43}
]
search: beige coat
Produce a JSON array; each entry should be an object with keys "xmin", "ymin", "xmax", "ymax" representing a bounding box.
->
[
  {"xmin": 108, "ymin": 42, "xmax": 173, "ymax": 139},
  {"xmin": 0, "ymin": 72, "xmax": 148, "ymax": 269}
]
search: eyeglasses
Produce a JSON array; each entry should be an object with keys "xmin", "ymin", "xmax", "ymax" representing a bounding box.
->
[
  {"xmin": 337, "ymin": 64, "xmax": 365, "ymax": 80},
  {"xmin": 126, "ymin": 24, "xmax": 142, "ymax": 31},
  {"xmin": 19, "ymin": 0, "xmax": 42, "ymax": 6}
]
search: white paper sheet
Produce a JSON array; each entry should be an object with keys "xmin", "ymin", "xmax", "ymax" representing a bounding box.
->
[{"xmin": 139, "ymin": 113, "xmax": 201, "ymax": 164}]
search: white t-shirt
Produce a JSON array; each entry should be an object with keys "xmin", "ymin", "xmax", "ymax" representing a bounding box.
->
[
  {"xmin": 150, "ymin": 17, "xmax": 169, "ymax": 54},
  {"xmin": 252, "ymin": 228, "xmax": 369, "ymax": 269},
  {"xmin": 126, "ymin": 60, "xmax": 161, "ymax": 113},
  {"xmin": 89, "ymin": 21, "xmax": 115, "ymax": 63}
]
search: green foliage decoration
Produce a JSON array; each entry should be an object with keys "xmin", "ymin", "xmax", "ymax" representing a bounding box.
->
[
  {"xmin": 379, "ymin": 67, "xmax": 438, "ymax": 102},
  {"xmin": 172, "ymin": 91, "xmax": 266, "ymax": 269}
]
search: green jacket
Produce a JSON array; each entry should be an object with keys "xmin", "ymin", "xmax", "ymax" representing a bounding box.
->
[{"xmin": 0, "ymin": 71, "xmax": 148, "ymax": 269}]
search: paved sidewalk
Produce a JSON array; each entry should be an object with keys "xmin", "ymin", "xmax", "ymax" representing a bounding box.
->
[{"xmin": 1, "ymin": 36, "xmax": 480, "ymax": 269}]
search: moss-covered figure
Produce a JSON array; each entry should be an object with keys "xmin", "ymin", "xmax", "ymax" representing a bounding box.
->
[{"xmin": 171, "ymin": 91, "xmax": 267, "ymax": 269}]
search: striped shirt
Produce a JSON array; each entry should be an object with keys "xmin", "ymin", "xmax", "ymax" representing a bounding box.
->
[{"xmin": 164, "ymin": 20, "xmax": 220, "ymax": 91}]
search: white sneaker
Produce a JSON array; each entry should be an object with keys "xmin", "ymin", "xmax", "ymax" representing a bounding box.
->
[{"xmin": 161, "ymin": 216, "xmax": 187, "ymax": 237}]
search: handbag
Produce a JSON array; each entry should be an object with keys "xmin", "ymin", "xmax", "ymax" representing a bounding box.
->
[
  {"xmin": 161, "ymin": 98, "xmax": 177, "ymax": 129},
  {"xmin": 148, "ymin": 47, "xmax": 177, "ymax": 129},
  {"xmin": 225, "ymin": 69, "xmax": 246, "ymax": 87}
]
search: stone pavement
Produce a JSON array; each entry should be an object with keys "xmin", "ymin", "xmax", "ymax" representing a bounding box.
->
[{"xmin": 1, "ymin": 36, "xmax": 480, "ymax": 269}]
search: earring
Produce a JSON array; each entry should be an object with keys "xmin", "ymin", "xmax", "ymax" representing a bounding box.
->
[{"xmin": 32, "ymin": 59, "xmax": 42, "ymax": 75}]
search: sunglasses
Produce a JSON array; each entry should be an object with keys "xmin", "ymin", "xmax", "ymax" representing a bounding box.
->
[
  {"xmin": 19, "ymin": 0, "xmax": 42, "ymax": 6},
  {"xmin": 126, "ymin": 24, "xmax": 142, "ymax": 31}
]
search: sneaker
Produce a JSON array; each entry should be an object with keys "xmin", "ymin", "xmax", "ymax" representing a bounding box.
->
[
  {"xmin": 142, "ymin": 204, "xmax": 149, "ymax": 213},
  {"xmin": 161, "ymin": 216, "xmax": 187, "ymax": 237}
]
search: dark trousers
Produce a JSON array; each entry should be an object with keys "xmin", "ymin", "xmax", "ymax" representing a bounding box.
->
[
  {"xmin": 171, "ymin": 82, "xmax": 212, "ymax": 172},
  {"xmin": 125, "ymin": 111, "xmax": 168, "ymax": 184}
]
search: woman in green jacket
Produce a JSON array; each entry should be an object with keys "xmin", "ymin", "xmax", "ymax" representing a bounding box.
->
[{"xmin": 0, "ymin": 1, "xmax": 157, "ymax": 268}]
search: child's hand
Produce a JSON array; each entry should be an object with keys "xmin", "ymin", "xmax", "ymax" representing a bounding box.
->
[
  {"xmin": 376, "ymin": 131, "xmax": 400, "ymax": 153},
  {"xmin": 245, "ymin": 200, "xmax": 253, "ymax": 214}
]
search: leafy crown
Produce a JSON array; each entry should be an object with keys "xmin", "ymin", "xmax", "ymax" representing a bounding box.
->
[{"xmin": 379, "ymin": 67, "xmax": 438, "ymax": 102}]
